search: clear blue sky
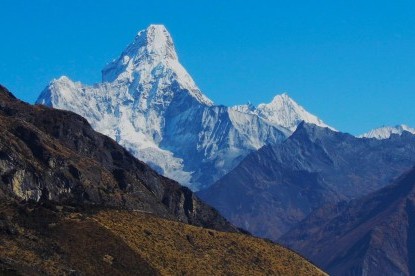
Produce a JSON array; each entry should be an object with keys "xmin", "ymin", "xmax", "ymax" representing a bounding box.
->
[{"xmin": 1, "ymin": 0, "xmax": 415, "ymax": 134}]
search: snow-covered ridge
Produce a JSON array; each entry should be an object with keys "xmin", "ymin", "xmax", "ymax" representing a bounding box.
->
[
  {"xmin": 359, "ymin": 124, "xmax": 415, "ymax": 139},
  {"xmin": 231, "ymin": 93, "xmax": 333, "ymax": 132},
  {"xmin": 37, "ymin": 24, "xmax": 331, "ymax": 191}
]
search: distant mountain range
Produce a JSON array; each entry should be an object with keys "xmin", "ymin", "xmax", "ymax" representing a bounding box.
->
[
  {"xmin": 36, "ymin": 25, "xmax": 331, "ymax": 191},
  {"xmin": 360, "ymin": 124, "xmax": 415, "ymax": 139},
  {"xmin": 198, "ymin": 123, "xmax": 415, "ymax": 240}
]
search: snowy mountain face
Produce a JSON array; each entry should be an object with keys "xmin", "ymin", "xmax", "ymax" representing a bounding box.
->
[
  {"xmin": 231, "ymin": 93, "xmax": 333, "ymax": 132},
  {"xmin": 37, "ymin": 24, "xmax": 329, "ymax": 190},
  {"xmin": 359, "ymin": 124, "xmax": 415, "ymax": 139}
]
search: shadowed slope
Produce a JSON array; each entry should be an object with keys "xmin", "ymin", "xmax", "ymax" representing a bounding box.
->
[{"xmin": 280, "ymin": 166, "xmax": 415, "ymax": 275}]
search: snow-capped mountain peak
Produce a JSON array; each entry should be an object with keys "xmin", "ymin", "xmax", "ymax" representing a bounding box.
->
[
  {"xmin": 269, "ymin": 92, "xmax": 291, "ymax": 105},
  {"xmin": 256, "ymin": 93, "xmax": 332, "ymax": 131},
  {"xmin": 100, "ymin": 24, "xmax": 213, "ymax": 106},
  {"xmin": 138, "ymin": 24, "xmax": 178, "ymax": 60},
  {"xmin": 359, "ymin": 124, "xmax": 415, "ymax": 139},
  {"xmin": 102, "ymin": 24, "xmax": 177, "ymax": 82},
  {"xmin": 37, "ymin": 24, "xmax": 332, "ymax": 190}
]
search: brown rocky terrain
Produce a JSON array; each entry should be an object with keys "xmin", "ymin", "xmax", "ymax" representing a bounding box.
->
[{"xmin": 0, "ymin": 201, "xmax": 326, "ymax": 275}]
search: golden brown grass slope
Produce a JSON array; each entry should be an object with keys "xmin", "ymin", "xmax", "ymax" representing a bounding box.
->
[{"xmin": 0, "ymin": 202, "xmax": 326, "ymax": 275}]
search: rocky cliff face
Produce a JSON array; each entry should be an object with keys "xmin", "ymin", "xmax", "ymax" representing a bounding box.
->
[
  {"xmin": 280, "ymin": 166, "xmax": 415, "ymax": 276},
  {"xmin": 0, "ymin": 84, "xmax": 236, "ymax": 232},
  {"xmin": 198, "ymin": 122, "xmax": 415, "ymax": 239}
]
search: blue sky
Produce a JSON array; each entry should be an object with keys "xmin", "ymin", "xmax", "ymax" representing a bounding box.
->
[{"xmin": 1, "ymin": 0, "xmax": 415, "ymax": 134}]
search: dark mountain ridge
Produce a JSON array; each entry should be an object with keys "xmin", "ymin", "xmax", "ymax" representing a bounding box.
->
[
  {"xmin": 280, "ymin": 165, "xmax": 415, "ymax": 275},
  {"xmin": 199, "ymin": 122, "xmax": 415, "ymax": 239}
]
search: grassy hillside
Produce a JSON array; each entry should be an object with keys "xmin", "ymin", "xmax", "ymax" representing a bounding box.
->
[{"xmin": 0, "ymin": 202, "xmax": 326, "ymax": 275}]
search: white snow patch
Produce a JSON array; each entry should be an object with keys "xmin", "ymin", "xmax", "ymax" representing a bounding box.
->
[{"xmin": 359, "ymin": 124, "xmax": 415, "ymax": 139}]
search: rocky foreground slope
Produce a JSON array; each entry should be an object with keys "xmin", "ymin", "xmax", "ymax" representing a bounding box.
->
[
  {"xmin": 0, "ymin": 202, "xmax": 326, "ymax": 275},
  {"xmin": 0, "ymin": 85, "xmax": 325, "ymax": 275}
]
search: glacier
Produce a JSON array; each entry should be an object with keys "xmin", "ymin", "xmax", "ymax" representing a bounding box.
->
[{"xmin": 37, "ymin": 24, "xmax": 331, "ymax": 190}]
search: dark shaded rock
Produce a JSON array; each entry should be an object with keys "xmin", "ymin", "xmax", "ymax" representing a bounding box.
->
[
  {"xmin": 0, "ymin": 85, "xmax": 237, "ymax": 233},
  {"xmin": 280, "ymin": 166, "xmax": 415, "ymax": 276}
]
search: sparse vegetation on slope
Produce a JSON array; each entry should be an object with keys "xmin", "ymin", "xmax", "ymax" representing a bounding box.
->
[
  {"xmin": 0, "ymin": 202, "xmax": 326, "ymax": 275},
  {"xmin": 94, "ymin": 210, "xmax": 326, "ymax": 275}
]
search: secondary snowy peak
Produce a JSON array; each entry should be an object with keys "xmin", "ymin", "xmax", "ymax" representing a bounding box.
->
[
  {"xmin": 257, "ymin": 93, "xmax": 333, "ymax": 131},
  {"xmin": 232, "ymin": 93, "xmax": 333, "ymax": 132},
  {"xmin": 101, "ymin": 24, "xmax": 213, "ymax": 106},
  {"xmin": 360, "ymin": 124, "xmax": 415, "ymax": 139}
]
